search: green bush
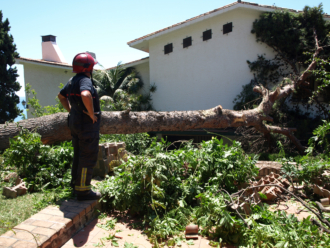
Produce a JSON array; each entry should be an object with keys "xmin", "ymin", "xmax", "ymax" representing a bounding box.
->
[
  {"xmin": 1, "ymin": 128, "xmax": 73, "ymax": 191},
  {"xmin": 99, "ymin": 138, "xmax": 259, "ymax": 242},
  {"xmin": 100, "ymin": 133, "xmax": 152, "ymax": 155}
]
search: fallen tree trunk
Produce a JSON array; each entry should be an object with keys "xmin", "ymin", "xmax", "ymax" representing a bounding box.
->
[
  {"xmin": 0, "ymin": 105, "xmax": 303, "ymax": 153},
  {"xmin": 0, "ymin": 30, "xmax": 323, "ymax": 153}
]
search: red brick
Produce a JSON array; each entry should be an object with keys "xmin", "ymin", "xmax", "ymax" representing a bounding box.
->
[
  {"xmin": 81, "ymin": 199, "xmax": 96, "ymax": 204},
  {"xmin": 30, "ymin": 213, "xmax": 53, "ymax": 220},
  {"xmin": 50, "ymin": 223, "xmax": 65, "ymax": 232},
  {"xmin": 22, "ymin": 219, "xmax": 35, "ymax": 225},
  {"xmin": 14, "ymin": 223, "xmax": 37, "ymax": 232},
  {"xmin": 31, "ymin": 227, "xmax": 57, "ymax": 237},
  {"xmin": 1, "ymin": 230, "xmax": 15, "ymax": 237},
  {"xmin": 31, "ymin": 220, "xmax": 54, "ymax": 228},
  {"xmin": 0, "ymin": 237, "xmax": 17, "ymax": 246},
  {"xmin": 11, "ymin": 230, "xmax": 35, "ymax": 241},
  {"xmin": 64, "ymin": 212, "xmax": 78, "ymax": 220},
  {"xmin": 11, "ymin": 240, "xmax": 38, "ymax": 248},
  {"xmin": 48, "ymin": 216, "xmax": 72, "ymax": 226},
  {"xmin": 33, "ymin": 234, "xmax": 49, "ymax": 244},
  {"xmin": 78, "ymin": 203, "xmax": 91, "ymax": 208},
  {"xmin": 85, "ymin": 205, "xmax": 92, "ymax": 214},
  {"xmin": 60, "ymin": 201, "xmax": 80, "ymax": 208},
  {"xmin": 40, "ymin": 209, "xmax": 65, "ymax": 217},
  {"xmin": 65, "ymin": 206, "xmax": 86, "ymax": 216},
  {"xmin": 45, "ymin": 205, "xmax": 60, "ymax": 210},
  {"xmin": 40, "ymin": 239, "xmax": 52, "ymax": 248},
  {"xmin": 91, "ymin": 200, "xmax": 98, "ymax": 208}
]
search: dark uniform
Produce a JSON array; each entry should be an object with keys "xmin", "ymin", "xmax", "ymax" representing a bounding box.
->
[{"xmin": 60, "ymin": 73, "xmax": 101, "ymax": 195}]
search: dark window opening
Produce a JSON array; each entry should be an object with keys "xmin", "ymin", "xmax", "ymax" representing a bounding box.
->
[
  {"xmin": 164, "ymin": 43, "xmax": 173, "ymax": 54},
  {"xmin": 203, "ymin": 29, "xmax": 212, "ymax": 41},
  {"xmin": 223, "ymin": 22, "xmax": 233, "ymax": 34},
  {"xmin": 183, "ymin": 37, "xmax": 192, "ymax": 48},
  {"xmin": 42, "ymin": 35, "xmax": 56, "ymax": 42}
]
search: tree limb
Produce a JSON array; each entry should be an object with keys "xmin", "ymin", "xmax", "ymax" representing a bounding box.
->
[{"xmin": 234, "ymin": 184, "xmax": 330, "ymax": 229}]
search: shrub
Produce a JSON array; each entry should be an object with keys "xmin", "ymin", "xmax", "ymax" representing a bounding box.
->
[
  {"xmin": 100, "ymin": 133, "xmax": 152, "ymax": 155},
  {"xmin": 1, "ymin": 128, "xmax": 73, "ymax": 191}
]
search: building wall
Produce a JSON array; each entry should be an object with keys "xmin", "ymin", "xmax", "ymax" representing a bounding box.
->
[
  {"xmin": 148, "ymin": 7, "xmax": 275, "ymax": 111},
  {"xmin": 133, "ymin": 62, "xmax": 150, "ymax": 95},
  {"xmin": 21, "ymin": 62, "xmax": 74, "ymax": 118}
]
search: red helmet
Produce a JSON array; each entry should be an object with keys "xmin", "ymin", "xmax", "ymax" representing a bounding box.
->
[{"xmin": 72, "ymin": 52, "xmax": 98, "ymax": 73}]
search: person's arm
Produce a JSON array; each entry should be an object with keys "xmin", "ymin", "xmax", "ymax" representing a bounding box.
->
[
  {"xmin": 81, "ymin": 90, "xmax": 97, "ymax": 123},
  {"xmin": 57, "ymin": 93, "xmax": 71, "ymax": 112}
]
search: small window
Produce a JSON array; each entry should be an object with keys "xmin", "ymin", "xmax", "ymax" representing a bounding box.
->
[
  {"xmin": 164, "ymin": 43, "xmax": 173, "ymax": 54},
  {"xmin": 223, "ymin": 22, "xmax": 233, "ymax": 34},
  {"xmin": 183, "ymin": 37, "xmax": 192, "ymax": 48},
  {"xmin": 203, "ymin": 29, "xmax": 212, "ymax": 41}
]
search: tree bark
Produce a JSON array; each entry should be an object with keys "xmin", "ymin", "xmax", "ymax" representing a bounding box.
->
[
  {"xmin": 0, "ymin": 30, "xmax": 323, "ymax": 153},
  {"xmin": 0, "ymin": 105, "xmax": 302, "ymax": 152}
]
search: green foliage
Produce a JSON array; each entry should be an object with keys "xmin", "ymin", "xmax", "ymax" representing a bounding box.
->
[
  {"xmin": 97, "ymin": 218, "xmax": 117, "ymax": 231},
  {"xmin": 98, "ymin": 137, "xmax": 330, "ymax": 246},
  {"xmin": 94, "ymin": 63, "xmax": 156, "ymax": 111},
  {"xmin": 0, "ymin": 191, "xmax": 46, "ymax": 235},
  {"xmin": 24, "ymin": 83, "xmax": 65, "ymax": 118},
  {"xmin": 280, "ymin": 155, "xmax": 330, "ymax": 187},
  {"xmin": 252, "ymin": 5, "xmax": 330, "ymax": 64},
  {"xmin": 98, "ymin": 137, "xmax": 258, "ymax": 241},
  {"xmin": 124, "ymin": 242, "xmax": 138, "ymax": 248},
  {"xmin": 233, "ymin": 5, "xmax": 330, "ymax": 154},
  {"xmin": 195, "ymin": 191, "xmax": 245, "ymax": 244},
  {"xmin": 244, "ymin": 206, "xmax": 330, "ymax": 247},
  {"xmin": 101, "ymin": 234, "xmax": 119, "ymax": 247},
  {"xmin": 307, "ymin": 119, "xmax": 330, "ymax": 154},
  {"xmin": 233, "ymin": 55, "xmax": 286, "ymax": 110},
  {"xmin": 0, "ymin": 11, "xmax": 21, "ymax": 123},
  {"xmin": 100, "ymin": 133, "xmax": 152, "ymax": 155},
  {"xmin": 1, "ymin": 128, "xmax": 73, "ymax": 191}
]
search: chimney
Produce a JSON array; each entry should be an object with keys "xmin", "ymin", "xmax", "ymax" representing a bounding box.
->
[{"xmin": 41, "ymin": 35, "xmax": 67, "ymax": 63}]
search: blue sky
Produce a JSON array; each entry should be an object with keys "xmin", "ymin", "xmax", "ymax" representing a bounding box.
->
[{"xmin": 1, "ymin": 0, "xmax": 329, "ymax": 120}]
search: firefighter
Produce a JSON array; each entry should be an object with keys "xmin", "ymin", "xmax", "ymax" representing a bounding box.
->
[{"xmin": 58, "ymin": 52, "xmax": 101, "ymax": 201}]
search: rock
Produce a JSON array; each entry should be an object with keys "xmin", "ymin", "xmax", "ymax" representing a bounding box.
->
[
  {"xmin": 4, "ymin": 172, "xmax": 18, "ymax": 182},
  {"xmin": 15, "ymin": 177, "xmax": 22, "ymax": 185},
  {"xmin": 2, "ymin": 187, "xmax": 17, "ymax": 198},
  {"xmin": 16, "ymin": 186, "xmax": 27, "ymax": 196},
  {"xmin": 320, "ymin": 197, "xmax": 330, "ymax": 206},
  {"xmin": 2, "ymin": 181, "xmax": 27, "ymax": 198}
]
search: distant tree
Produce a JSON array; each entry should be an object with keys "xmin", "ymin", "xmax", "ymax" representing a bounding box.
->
[
  {"xmin": 0, "ymin": 10, "xmax": 21, "ymax": 123},
  {"xmin": 233, "ymin": 5, "xmax": 330, "ymax": 154},
  {"xmin": 93, "ymin": 62, "xmax": 156, "ymax": 111}
]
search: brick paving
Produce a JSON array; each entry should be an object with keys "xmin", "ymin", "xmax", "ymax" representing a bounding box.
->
[
  {"xmin": 62, "ymin": 213, "xmax": 238, "ymax": 248},
  {"xmin": 0, "ymin": 199, "xmax": 101, "ymax": 248}
]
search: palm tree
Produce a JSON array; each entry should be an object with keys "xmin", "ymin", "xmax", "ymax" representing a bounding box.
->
[{"xmin": 93, "ymin": 63, "xmax": 156, "ymax": 111}]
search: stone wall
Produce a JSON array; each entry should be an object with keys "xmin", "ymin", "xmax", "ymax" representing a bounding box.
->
[{"xmin": 93, "ymin": 142, "xmax": 128, "ymax": 178}]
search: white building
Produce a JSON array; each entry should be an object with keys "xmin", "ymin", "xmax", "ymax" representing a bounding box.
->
[
  {"xmin": 16, "ymin": 1, "xmax": 330, "ymax": 120},
  {"xmin": 127, "ymin": 1, "xmax": 330, "ymax": 111},
  {"xmin": 16, "ymin": 35, "xmax": 75, "ymax": 119}
]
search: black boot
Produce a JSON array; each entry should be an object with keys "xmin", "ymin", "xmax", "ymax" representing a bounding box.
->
[{"xmin": 76, "ymin": 190, "xmax": 101, "ymax": 201}]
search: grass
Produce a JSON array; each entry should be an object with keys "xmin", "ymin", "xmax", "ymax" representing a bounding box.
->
[{"xmin": 0, "ymin": 191, "xmax": 47, "ymax": 235}]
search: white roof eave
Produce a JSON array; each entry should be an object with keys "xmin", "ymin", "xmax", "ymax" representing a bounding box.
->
[
  {"xmin": 128, "ymin": 3, "xmax": 281, "ymax": 50},
  {"xmin": 16, "ymin": 58, "xmax": 72, "ymax": 70}
]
